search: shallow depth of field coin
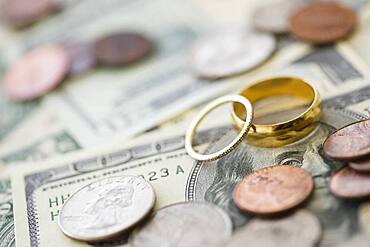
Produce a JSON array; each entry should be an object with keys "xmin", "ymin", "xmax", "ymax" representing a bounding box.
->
[
  {"xmin": 337, "ymin": 234, "xmax": 370, "ymax": 247},
  {"xmin": 64, "ymin": 42, "xmax": 97, "ymax": 76},
  {"xmin": 233, "ymin": 165, "xmax": 313, "ymax": 214},
  {"xmin": 58, "ymin": 176, "xmax": 156, "ymax": 241},
  {"xmin": 4, "ymin": 45, "xmax": 69, "ymax": 101},
  {"xmin": 225, "ymin": 210, "xmax": 321, "ymax": 247},
  {"xmin": 95, "ymin": 32, "xmax": 153, "ymax": 66},
  {"xmin": 323, "ymin": 119, "xmax": 370, "ymax": 160},
  {"xmin": 349, "ymin": 159, "xmax": 370, "ymax": 173},
  {"xmin": 290, "ymin": 2, "xmax": 356, "ymax": 44},
  {"xmin": 191, "ymin": 30, "xmax": 275, "ymax": 79},
  {"xmin": 129, "ymin": 202, "xmax": 232, "ymax": 247},
  {"xmin": 330, "ymin": 166, "xmax": 370, "ymax": 199},
  {"xmin": 359, "ymin": 202, "xmax": 370, "ymax": 235}
]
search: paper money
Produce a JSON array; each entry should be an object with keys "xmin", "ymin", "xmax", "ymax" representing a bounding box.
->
[{"xmin": 0, "ymin": 177, "xmax": 15, "ymax": 246}]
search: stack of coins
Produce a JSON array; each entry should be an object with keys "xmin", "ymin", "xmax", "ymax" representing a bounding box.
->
[
  {"xmin": 3, "ymin": 32, "xmax": 154, "ymax": 101},
  {"xmin": 323, "ymin": 119, "xmax": 370, "ymax": 199}
]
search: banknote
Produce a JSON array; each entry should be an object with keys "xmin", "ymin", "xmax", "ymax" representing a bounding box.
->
[{"xmin": 0, "ymin": 177, "xmax": 15, "ymax": 247}]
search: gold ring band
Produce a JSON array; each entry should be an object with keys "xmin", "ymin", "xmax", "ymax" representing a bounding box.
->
[
  {"xmin": 185, "ymin": 95, "xmax": 253, "ymax": 161},
  {"xmin": 231, "ymin": 77, "xmax": 322, "ymax": 148}
]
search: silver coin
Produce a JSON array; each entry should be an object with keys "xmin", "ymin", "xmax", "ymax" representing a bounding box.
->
[
  {"xmin": 225, "ymin": 210, "xmax": 321, "ymax": 247},
  {"xmin": 58, "ymin": 175, "xmax": 156, "ymax": 241},
  {"xmin": 253, "ymin": 0, "xmax": 308, "ymax": 34},
  {"xmin": 129, "ymin": 202, "xmax": 232, "ymax": 247},
  {"xmin": 337, "ymin": 234, "xmax": 370, "ymax": 247},
  {"xmin": 190, "ymin": 30, "xmax": 275, "ymax": 79}
]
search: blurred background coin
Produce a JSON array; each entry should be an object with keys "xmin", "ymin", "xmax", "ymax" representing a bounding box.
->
[
  {"xmin": 253, "ymin": 0, "xmax": 308, "ymax": 34},
  {"xmin": 95, "ymin": 32, "xmax": 153, "ymax": 66},
  {"xmin": 190, "ymin": 30, "xmax": 275, "ymax": 79},
  {"xmin": 349, "ymin": 159, "xmax": 370, "ymax": 173},
  {"xmin": 337, "ymin": 234, "xmax": 370, "ymax": 247},
  {"xmin": 58, "ymin": 176, "xmax": 156, "ymax": 242},
  {"xmin": 225, "ymin": 210, "xmax": 321, "ymax": 247},
  {"xmin": 323, "ymin": 119, "xmax": 370, "ymax": 160},
  {"xmin": 233, "ymin": 165, "xmax": 313, "ymax": 214},
  {"xmin": 330, "ymin": 166, "xmax": 370, "ymax": 199},
  {"xmin": 129, "ymin": 202, "xmax": 232, "ymax": 247},
  {"xmin": 4, "ymin": 45, "xmax": 69, "ymax": 101},
  {"xmin": 63, "ymin": 42, "xmax": 97, "ymax": 76},
  {"xmin": 0, "ymin": 0, "xmax": 60, "ymax": 28},
  {"xmin": 290, "ymin": 2, "xmax": 356, "ymax": 44},
  {"xmin": 359, "ymin": 202, "xmax": 370, "ymax": 235}
]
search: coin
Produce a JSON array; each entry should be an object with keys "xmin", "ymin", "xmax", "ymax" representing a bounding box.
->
[
  {"xmin": 129, "ymin": 202, "xmax": 232, "ymax": 247},
  {"xmin": 4, "ymin": 45, "xmax": 69, "ymax": 101},
  {"xmin": 0, "ymin": 0, "xmax": 56, "ymax": 28},
  {"xmin": 349, "ymin": 158, "xmax": 370, "ymax": 173},
  {"xmin": 95, "ymin": 32, "xmax": 153, "ymax": 66},
  {"xmin": 233, "ymin": 165, "xmax": 313, "ymax": 214},
  {"xmin": 190, "ymin": 30, "xmax": 275, "ymax": 79},
  {"xmin": 58, "ymin": 176, "xmax": 156, "ymax": 242},
  {"xmin": 225, "ymin": 210, "xmax": 321, "ymax": 247},
  {"xmin": 337, "ymin": 234, "xmax": 370, "ymax": 247},
  {"xmin": 253, "ymin": 0, "xmax": 307, "ymax": 34},
  {"xmin": 63, "ymin": 42, "xmax": 96, "ymax": 76},
  {"xmin": 323, "ymin": 119, "xmax": 370, "ymax": 160},
  {"xmin": 359, "ymin": 202, "xmax": 370, "ymax": 234},
  {"xmin": 290, "ymin": 2, "xmax": 356, "ymax": 44},
  {"xmin": 330, "ymin": 166, "xmax": 370, "ymax": 199}
]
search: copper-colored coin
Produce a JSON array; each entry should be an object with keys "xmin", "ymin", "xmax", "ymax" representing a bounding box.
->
[
  {"xmin": 95, "ymin": 32, "xmax": 153, "ymax": 66},
  {"xmin": 290, "ymin": 2, "xmax": 356, "ymax": 44},
  {"xmin": 63, "ymin": 42, "xmax": 96, "ymax": 76},
  {"xmin": 4, "ymin": 45, "xmax": 69, "ymax": 101},
  {"xmin": 233, "ymin": 165, "xmax": 313, "ymax": 215},
  {"xmin": 330, "ymin": 166, "xmax": 370, "ymax": 199},
  {"xmin": 349, "ymin": 159, "xmax": 370, "ymax": 173},
  {"xmin": 0, "ymin": 0, "xmax": 56, "ymax": 28},
  {"xmin": 323, "ymin": 119, "xmax": 370, "ymax": 160}
]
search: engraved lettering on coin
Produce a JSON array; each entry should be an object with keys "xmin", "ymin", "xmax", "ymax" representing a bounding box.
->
[
  {"xmin": 323, "ymin": 119, "xmax": 370, "ymax": 160},
  {"xmin": 290, "ymin": 2, "xmax": 357, "ymax": 44},
  {"xmin": 190, "ymin": 31, "xmax": 275, "ymax": 79},
  {"xmin": 225, "ymin": 210, "xmax": 321, "ymax": 247},
  {"xmin": 58, "ymin": 176, "xmax": 156, "ymax": 241},
  {"xmin": 233, "ymin": 165, "xmax": 313, "ymax": 214},
  {"xmin": 4, "ymin": 45, "xmax": 69, "ymax": 101},
  {"xmin": 94, "ymin": 32, "xmax": 153, "ymax": 66},
  {"xmin": 129, "ymin": 202, "xmax": 232, "ymax": 247},
  {"xmin": 63, "ymin": 42, "xmax": 96, "ymax": 76},
  {"xmin": 349, "ymin": 158, "xmax": 370, "ymax": 173},
  {"xmin": 330, "ymin": 166, "xmax": 370, "ymax": 199}
]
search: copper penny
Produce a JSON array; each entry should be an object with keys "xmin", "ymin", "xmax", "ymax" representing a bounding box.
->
[
  {"xmin": 233, "ymin": 165, "xmax": 313, "ymax": 215},
  {"xmin": 0, "ymin": 0, "xmax": 56, "ymax": 28},
  {"xmin": 95, "ymin": 32, "xmax": 153, "ymax": 66},
  {"xmin": 290, "ymin": 2, "xmax": 356, "ymax": 44},
  {"xmin": 323, "ymin": 119, "xmax": 370, "ymax": 160},
  {"xmin": 330, "ymin": 166, "xmax": 370, "ymax": 199},
  {"xmin": 4, "ymin": 45, "xmax": 69, "ymax": 101},
  {"xmin": 349, "ymin": 158, "xmax": 370, "ymax": 173},
  {"xmin": 63, "ymin": 42, "xmax": 96, "ymax": 76}
]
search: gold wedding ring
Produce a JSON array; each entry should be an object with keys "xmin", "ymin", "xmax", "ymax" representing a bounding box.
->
[
  {"xmin": 185, "ymin": 95, "xmax": 253, "ymax": 161},
  {"xmin": 232, "ymin": 77, "xmax": 322, "ymax": 148}
]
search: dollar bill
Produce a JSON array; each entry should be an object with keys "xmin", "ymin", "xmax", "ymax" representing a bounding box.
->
[{"xmin": 0, "ymin": 177, "xmax": 15, "ymax": 247}]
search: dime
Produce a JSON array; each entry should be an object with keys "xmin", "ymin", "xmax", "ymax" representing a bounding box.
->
[
  {"xmin": 95, "ymin": 32, "xmax": 153, "ymax": 66},
  {"xmin": 337, "ymin": 234, "xmax": 370, "ymax": 247},
  {"xmin": 129, "ymin": 202, "xmax": 232, "ymax": 247},
  {"xmin": 359, "ymin": 202, "xmax": 370, "ymax": 235},
  {"xmin": 349, "ymin": 158, "xmax": 370, "ymax": 173},
  {"xmin": 330, "ymin": 166, "xmax": 370, "ymax": 199},
  {"xmin": 63, "ymin": 42, "xmax": 96, "ymax": 76},
  {"xmin": 58, "ymin": 176, "xmax": 156, "ymax": 242},
  {"xmin": 225, "ymin": 210, "xmax": 321, "ymax": 247},
  {"xmin": 253, "ymin": 0, "xmax": 307, "ymax": 34},
  {"xmin": 233, "ymin": 165, "xmax": 313, "ymax": 214},
  {"xmin": 190, "ymin": 31, "xmax": 275, "ymax": 79},
  {"xmin": 4, "ymin": 45, "xmax": 69, "ymax": 101},
  {"xmin": 323, "ymin": 119, "xmax": 370, "ymax": 160},
  {"xmin": 290, "ymin": 2, "xmax": 356, "ymax": 44}
]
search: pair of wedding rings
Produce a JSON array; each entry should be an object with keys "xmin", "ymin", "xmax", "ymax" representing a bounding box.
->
[{"xmin": 185, "ymin": 77, "xmax": 322, "ymax": 161}]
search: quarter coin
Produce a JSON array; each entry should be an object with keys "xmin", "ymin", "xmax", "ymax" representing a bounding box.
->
[
  {"xmin": 58, "ymin": 176, "xmax": 156, "ymax": 242},
  {"xmin": 233, "ymin": 165, "xmax": 313, "ymax": 214},
  {"xmin": 4, "ymin": 45, "xmax": 69, "ymax": 101},
  {"xmin": 129, "ymin": 202, "xmax": 232, "ymax": 247},
  {"xmin": 95, "ymin": 32, "xmax": 153, "ymax": 66},
  {"xmin": 290, "ymin": 2, "xmax": 356, "ymax": 44},
  {"xmin": 323, "ymin": 119, "xmax": 370, "ymax": 160},
  {"xmin": 349, "ymin": 158, "xmax": 370, "ymax": 173},
  {"xmin": 63, "ymin": 42, "xmax": 97, "ymax": 76},
  {"xmin": 330, "ymin": 166, "xmax": 370, "ymax": 199},
  {"xmin": 225, "ymin": 210, "xmax": 321, "ymax": 247},
  {"xmin": 190, "ymin": 30, "xmax": 275, "ymax": 79}
]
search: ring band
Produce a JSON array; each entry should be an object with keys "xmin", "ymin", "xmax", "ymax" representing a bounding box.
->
[
  {"xmin": 231, "ymin": 77, "xmax": 322, "ymax": 148},
  {"xmin": 185, "ymin": 95, "xmax": 253, "ymax": 161}
]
